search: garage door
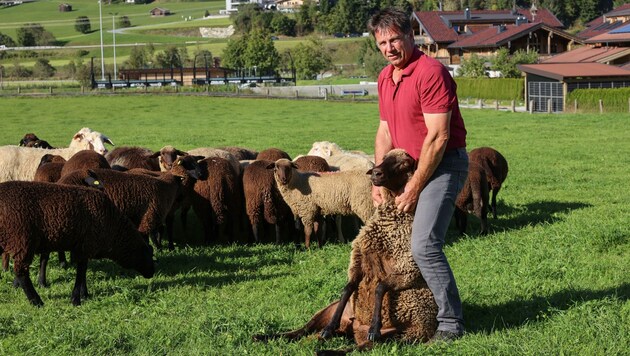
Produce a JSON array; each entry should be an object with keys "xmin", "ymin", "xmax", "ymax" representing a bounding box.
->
[{"xmin": 528, "ymin": 82, "xmax": 563, "ymax": 112}]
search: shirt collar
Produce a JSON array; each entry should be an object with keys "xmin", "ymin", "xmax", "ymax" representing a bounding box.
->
[{"xmin": 384, "ymin": 48, "xmax": 423, "ymax": 79}]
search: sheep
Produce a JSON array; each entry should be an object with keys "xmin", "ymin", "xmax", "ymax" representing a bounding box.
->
[
  {"xmin": 157, "ymin": 145, "xmax": 241, "ymax": 177},
  {"xmin": 33, "ymin": 154, "xmax": 67, "ymax": 183},
  {"xmin": 58, "ymin": 155, "xmax": 202, "ymax": 251},
  {"xmin": 254, "ymin": 149, "xmax": 438, "ymax": 352},
  {"xmin": 60, "ymin": 149, "xmax": 111, "ymax": 177},
  {"xmin": 0, "ymin": 127, "xmax": 114, "ymax": 183},
  {"xmin": 454, "ymin": 160, "xmax": 490, "ymax": 235},
  {"xmin": 256, "ymin": 147, "xmax": 291, "ymax": 162},
  {"xmin": 242, "ymin": 160, "xmax": 294, "ymax": 244},
  {"xmin": 307, "ymin": 141, "xmax": 374, "ymax": 172},
  {"xmin": 217, "ymin": 146, "xmax": 259, "ymax": 161},
  {"xmin": 468, "ymin": 147, "xmax": 508, "ymax": 219},
  {"xmin": 105, "ymin": 146, "xmax": 160, "ymax": 171},
  {"xmin": 269, "ymin": 159, "xmax": 375, "ymax": 249},
  {"xmin": 19, "ymin": 133, "xmax": 40, "ymax": 147},
  {"xmin": 0, "ymin": 177, "xmax": 155, "ymax": 307}
]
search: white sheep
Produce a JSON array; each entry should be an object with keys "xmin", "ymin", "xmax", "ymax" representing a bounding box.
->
[
  {"xmin": 269, "ymin": 159, "xmax": 375, "ymax": 248},
  {"xmin": 0, "ymin": 127, "xmax": 114, "ymax": 183},
  {"xmin": 307, "ymin": 141, "xmax": 374, "ymax": 171}
]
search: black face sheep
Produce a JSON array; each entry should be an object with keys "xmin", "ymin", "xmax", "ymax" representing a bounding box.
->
[
  {"xmin": 454, "ymin": 160, "xmax": 490, "ymax": 235},
  {"xmin": 242, "ymin": 160, "xmax": 294, "ymax": 244},
  {"xmin": 254, "ymin": 149, "xmax": 438, "ymax": 352},
  {"xmin": 105, "ymin": 146, "xmax": 160, "ymax": 171},
  {"xmin": 468, "ymin": 147, "xmax": 508, "ymax": 219},
  {"xmin": 0, "ymin": 177, "xmax": 155, "ymax": 307},
  {"xmin": 268, "ymin": 159, "xmax": 375, "ymax": 249},
  {"xmin": 256, "ymin": 147, "xmax": 291, "ymax": 162},
  {"xmin": 19, "ymin": 133, "xmax": 40, "ymax": 147}
]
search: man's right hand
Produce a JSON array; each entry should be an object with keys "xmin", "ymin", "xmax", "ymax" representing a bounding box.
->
[{"xmin": 372, "ymin": 185, "xmax": 384, "ymax": 206}]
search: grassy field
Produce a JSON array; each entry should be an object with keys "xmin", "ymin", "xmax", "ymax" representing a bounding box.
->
[{"xmin": 0, "ymin": 95, "xmax": 628, "ymax": 355}]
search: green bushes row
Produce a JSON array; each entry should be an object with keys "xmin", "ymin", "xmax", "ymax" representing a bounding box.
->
[
  {"xmin": 455, "ymin": 77, "xmax": 524, "ymax": 101},
  {"xmin": 565, "ymin": 87, "xmax": 630, "ymax": 113}
]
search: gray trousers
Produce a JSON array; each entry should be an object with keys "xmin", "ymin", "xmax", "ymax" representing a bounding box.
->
[{"xmin": 411, "ymin": 147, "xmax": 468, "ymax": 334}]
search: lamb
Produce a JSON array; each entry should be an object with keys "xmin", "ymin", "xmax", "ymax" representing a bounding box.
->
[
  {"xmin": 58, "ymin": 155, "xmax": 202, "ymax": 251},
  {"xmin": 269, "ymin": 159, "xmax": 375, "ymax": 248},
  {"xmin": 256, "ymin": 147, "xmax": 291, "ymax": 162},
  {"xmin": 0, "ymin": 127, "xmax": 114, "ymax": 183},
  {"xmin": 105, "ymin": 146, "xmax": 160, "ymax": 171},
  {"xmin": 454, "ymin": 160, "xmax": 490, "ymax": 235},
  {"xmin": 0, "ymin": 176, "xmax": 155, "ymax": 307},
  {"xmin": 254, "ymin": 149, "xmax": 438, "ymax": 352},
  {"xmin": 468, "ymin": 147, "xmax": 508, "ymax": 218},
  {"xmin": 242, "ymin": 160, "xmax": 294, "ymax": 244},
  {"xmin": 307, "ymin": 141, "xmax": 374, "ymax": 171}
]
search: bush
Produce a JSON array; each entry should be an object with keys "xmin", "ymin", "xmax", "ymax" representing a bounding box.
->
[
  {"xmin": 75, "ymin": 16, "xmax": 91, "ymax": 34},
  {"xmin": 455, "ymin": 77, "xmax": 524, "ymax": 101}
]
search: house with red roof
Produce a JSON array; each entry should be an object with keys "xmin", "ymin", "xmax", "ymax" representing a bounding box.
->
[
  {"xmin": 412, "ymin": 5, "xmax": 566, "ymax": 65},
  {"xmin": 576, "ymin": 3, "xmax": 630, "ymax": 42}
]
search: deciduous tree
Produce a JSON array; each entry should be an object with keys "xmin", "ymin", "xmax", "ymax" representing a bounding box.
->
[{"xmin": 75, "ymin": 16, "xmax": 91, "ymax": 34}]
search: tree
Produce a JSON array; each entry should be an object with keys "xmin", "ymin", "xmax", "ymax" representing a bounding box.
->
[
  {"xmin": 291, "ymin": 38, "xmax": 333, "ymax": 79},
  {"xmin": 9, "ymin": 61, "xmax": 32, "ymax": 78},
  {"xmin": 358, "ymin": 38, "xmax": 388, "ymax": 79},
  {"xmin": 221, "ymin": 35, "xmax": 249, "ymax": 69},
  {"xmin": 124, "ymin": 46, "xmax": 149, "ymax": 69},
  {"xmin": 118, "ymin": 16, "xmax": 132, "ymax": 29},
  {"xmin": 230, "ymin": 4, "xmax": 262, "ymax": 33},
  {"xmin": 491, "ymin": 48, "xmax": 538, "ymax": 78},
  {"xmin": 243, "ymin": 29, "xmax": 280, "ymax": 74},
  {"xmin": 271, "ymin": 13, "xmax": 296, "ymax": 36},
  {"xmin": 32, "ymin": 58, "xmax": 56, "ymax": 78},
  {"xmin": 193, "ymin": 49, "xmax": 213, "ymax": 67},
  {"xmin": 457, "ymin": 54, "xmax": 488, "ymax": 77},
  {"xmin": 0, "ymin": 32, "xmax": 16, "ymax": 47},
  {"xmin": 16, "ymin": 23, "xmax": 56, "ymax": 46},
  {"xmin": 155, "ymin": 46, "xmax": 188, "ymax": 68},
  {"xmin": 75, "ymin": 16, "xmax": 91, "ymax": 34}
]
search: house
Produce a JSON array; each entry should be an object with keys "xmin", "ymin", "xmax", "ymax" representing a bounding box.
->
[
  {"xmin": 58, "ymin": 3, "xmax": 71, "ymax": 12},
  {"xmin": 149, "ymin": 7, "xmax": 170, "ymax": 16},
  {"xmin": 576, "ymin": 4, "xmax": 630, "ymax": 41},
  {"xmin": 412, "ymin": 6, "xmax": 565, "ymax": 65},
  {"xmin": 542, "ymin": 45, "xmax": 630, "ymax": 66}
]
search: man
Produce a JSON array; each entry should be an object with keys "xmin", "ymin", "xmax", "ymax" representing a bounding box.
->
[{"xmin": 368, "ymin": 8, "xmax": 469, "ymax": 343}]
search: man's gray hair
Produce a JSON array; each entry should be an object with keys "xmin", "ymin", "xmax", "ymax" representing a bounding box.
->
[{"xmin": 367, "ymin": 7, "xmax": 412, "ymax": 36}]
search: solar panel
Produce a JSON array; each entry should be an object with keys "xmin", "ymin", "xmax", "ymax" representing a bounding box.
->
[{"xmin": 609, "ymin": 23, "xmax": 630, "ymax": 34}]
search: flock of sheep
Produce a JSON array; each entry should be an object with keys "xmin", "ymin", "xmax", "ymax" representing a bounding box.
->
[{"xmin": 0, "ymin": 127, "xmax": 508, "ymax": 351}]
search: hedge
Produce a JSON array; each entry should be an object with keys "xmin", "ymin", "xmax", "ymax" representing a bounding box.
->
[
  {"xmin": 565, "ymin": 87, "xmax": 630, "ymax": 113},
  {"xmin": 455, "ymin": 77, "xmax": 524, "ymax": 101}
]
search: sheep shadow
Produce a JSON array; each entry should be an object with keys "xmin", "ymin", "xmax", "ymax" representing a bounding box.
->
[
  {"xmin": 447, "ymin": 200, "xmax": 592, "ymax": 243},
  {"xmin": 464, "ymin": 283, "xmax": 629, "ymax": 333}
]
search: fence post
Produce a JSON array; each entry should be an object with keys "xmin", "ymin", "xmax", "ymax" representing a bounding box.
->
[
  {"xmin": 49, "ymin": 87, "xmax": 53, "ymax": 94},
  {"xmin": 81, "ymin": 86, "xmax": 84, "ymax": 94},
  {"xmin": 17, "ymin": 86, "xmax": 20, "ymax": 94},
  {"xmin": 266, "ymin": 88, "xmax": 270, "ymax": 98},
  {"xmin": 295, "ymin": 90, "xmax": 299, "ymax": 99},
  {"xmin": 511, "ymin": 100, "xmax": 515, "ymax": 112},
  {"xmin": 529, "ymin": 100, "xmax": 534, "ymax": 114},
  {"xmin": 574, "ymin": 99, "xmax": 578, "ymax": 113},
  {"xmin": 599, "ymin": 99, "xmax": 603, "ymax": 114},
  {"xmin": 547, "ymin": 99, "xmax": 552, "ymax": 113},
  {"xmin": 495, "ymin": 100, "xmax": 499, "ymax": 110},
  {"xmin": 478, "ymin": 99, "xmax": 483, "ymax": 109}
]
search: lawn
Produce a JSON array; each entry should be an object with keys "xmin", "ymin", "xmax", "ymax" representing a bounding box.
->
[{"xmin": 0, "ymin": 95, "xmax": 628, "ymax": 355}]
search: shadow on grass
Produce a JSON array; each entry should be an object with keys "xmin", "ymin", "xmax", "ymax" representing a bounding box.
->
[
  {"xmin": 447, "ymin": 200, "xmax": 592, "ymax": 243},
  {"xmin": 464, "ymin": 282, "xmax": 629, "ymax": 333}
]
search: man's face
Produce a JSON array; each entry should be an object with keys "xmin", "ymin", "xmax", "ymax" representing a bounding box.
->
[{"xmin": 374, "ymin": 28, "xmax": 415, "ymax": 69}]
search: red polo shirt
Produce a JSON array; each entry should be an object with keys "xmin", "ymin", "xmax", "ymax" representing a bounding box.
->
[{"xmin": 378, "ymin": 48, "xmax": 467, "ymax": 160}]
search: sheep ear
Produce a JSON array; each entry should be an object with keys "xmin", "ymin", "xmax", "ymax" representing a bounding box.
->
[
  {"xmin": 149, "ymin": 151, "xmax": 160, "ymax": 158},
  {"xmin": 366, "ymin": 168, "xmax": 373, "ymax": 175},
  {"xmin": 265, "ymin": 162, "xmax": 275, "ymax": 170},
  {"xmin": 291, "ymin": 162, "xmax": 298, "ymax": 169},
  {"xmin": 176, "ymin": 150, "xmax": 189, "ymax": 156}
]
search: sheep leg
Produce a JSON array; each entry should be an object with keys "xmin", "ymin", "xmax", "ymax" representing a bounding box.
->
[
  {"xmin": 38, "ymin": 252, "xmax": 50, "ymax": 288},
  {"xmin": 71, "ymin": 259, "xmax": 89, "ymax": 306},
  {"xmin": 320, "ymin": 280, "xmax": 359, "ymax": 339},
  {"xmin": 335, "ymin": 215, "xmax": 345, "ymax": 243},
  {"xmin": 303, "ymin": 220, "xmax": 314, "ymax": 249},
  {"xmin": 58, "ymin": 250, "xmax": 68, "ymax": 268},
  {"xmin": 2, "ymin": 252, "xmax": 9, "ymax": 272},
  {"xmin": 491, "ymin": 187, "xmax": 500, "ymax": 219},
  {"xmin": 454, "ymin": 208, "xmax": 467, "ymax": 235},
  {"xmin": 165, "ymin": 212, "xmax": 176, "ymax": 250},
  {"xmin": 15, "ymin": 265, "xmax": 43, "ymax": 307},
  {"xmin": 367, "ymin": 282, "xmax": 390, "ymax": 341}
]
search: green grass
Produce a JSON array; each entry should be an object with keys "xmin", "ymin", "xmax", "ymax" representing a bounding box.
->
[{"xmin": 0, "ymin": 96, "xmax": 628, "ymax": 355}]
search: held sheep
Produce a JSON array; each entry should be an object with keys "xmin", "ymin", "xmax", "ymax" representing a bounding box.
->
[
  {"xmin": 105, "ymin": 146, "xmax": 160, "ymax": 171},
  {"xmin": 254, "ymin": 149, "xmax": 438, "ymax": 352},
  {"xmin": 0, "ymin": 178, "xmax": 155, "ymax": 307},
  {"xmin": 468, "ymin": 147, "xmax": 509, "ymax": 219},
  {"xmin": 269, "ymin": 159, "xmax": 375, "ymax": 249},
  {"xmin": 0, "ymin": 127, "xmax": 114, "ymax": 183},
  {"xmin": 454, "ymin": 160, "xmax": 490, "ymax": 235}
]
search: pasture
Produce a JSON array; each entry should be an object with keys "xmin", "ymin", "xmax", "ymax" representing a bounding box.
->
[{"xmin": 0, "ymin": 95, "xmax": 628, "ymax": 355}]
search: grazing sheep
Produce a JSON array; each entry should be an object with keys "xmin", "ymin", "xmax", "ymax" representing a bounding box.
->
[
  {"xmin": 58, "ymin": 156, "xmax": 201, "ymax": 251},
  {"xmin": 468, "ymin": 147, "xmax": 508, "ymax": 219},
  {"xmin": 105, "ymin": 146, "xmax": 160, "ymax": 171},
  {"xmin": 242, "ymin": 160, "xmax": 294, "ymax": 244},
  {"xmin": 255, "ymin": 149, "xmax": 437, "ymax": 352},
  {"xmin": 0, "ymin": 177, "xmax": 155, "ymax": 307},
  {"xmin": 60, "ymin": 149, "xmax": 111, "ymax": 177},
  {"xmin": 0, "ymin": 127, "xmax": 114, "ymax": 183},
  {"xmin": 307, "ymin": 141, "xmax": 374, "ymax": 172},
  {"xmin": 256, "ymin": 147, "xmax": 291, "ymax": 162},
  {"xmin": 454, "ymin": 161, "xmax": 490, "ymax": 235},
  {"xmin": 269, "ymin": 159, "xmax": 375, "ymax": 248},
  {"xmin": 218, "ymin": 146, "xmax": 259, "ymax": 161}
]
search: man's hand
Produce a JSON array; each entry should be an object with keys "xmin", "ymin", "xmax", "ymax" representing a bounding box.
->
[
  {"xmin": 372, "ymin": 185, "xmax": 384, "ymax": 207},
  {"xmin": 395, "ymin": 180, "xmax": 420, "ymax": 213}
]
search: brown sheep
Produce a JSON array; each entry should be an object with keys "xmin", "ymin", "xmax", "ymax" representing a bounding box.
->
[
  {"xmin": 105, "ymin": 146, "xmax": 160, "ymax": 171},
  {"xmin": 256, "ymin": 147, "xmax": 291, "ymax": 162},
  {"xmin": 254, "ymin": 149, "xmax": 438, "ymax": 352},
  {"xmin": 468, "ymin": 147, "xmax": 508, "ymax": 218},
  {"xmin": 60, "ymin": 149, "xmax": 111, "ymax": 177},
  {"xmin": 454, "ymin": 160, "xmax": 490, "ymax": 235}
]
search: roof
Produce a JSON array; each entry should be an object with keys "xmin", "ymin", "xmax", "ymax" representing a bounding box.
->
[
  {"xmin": 543, "ymin": 46, "xmax": 630, "ymax": 63},
  {"xmin": 414, "ymin": 7, "xmax": 564, "ymax": 44},
  {"xmin": 576, "ymin": 3, "xmax": 630, "ymax": 39},
  {"xmin": 585, "ymin": 23, "xmax": 630, "ymax": 44},
  {"xmin": 448, "ymin": 23, "xmax": 580, "ymax": 49},
  {"xmin": 518, "ymin": 63, "xmax": 630, "ymax": 81}
]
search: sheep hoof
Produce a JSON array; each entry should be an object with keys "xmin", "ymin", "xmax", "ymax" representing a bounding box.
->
[
  {"xmin": 367, "ymin": 330, "xmax": 381, "ymax": 341},
  {"xmin": 319, "ymin": 327, "xmax": 335, "ymax": 339}
]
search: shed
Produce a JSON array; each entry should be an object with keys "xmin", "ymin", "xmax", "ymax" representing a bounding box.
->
[
  {"xmin": 149, "ymin": 7, "xmax": 170, "ymax": 16},
  {"xmin": 518, "ymin": 63, "xmax": 630, "ymax": 112},
  {"xmin": 58, "ymin": 3, "xmax": 72, "ymax": 12}
]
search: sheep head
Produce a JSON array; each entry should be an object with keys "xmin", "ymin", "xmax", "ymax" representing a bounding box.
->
[
  {"xmin": 70, "ymin": 128, "xmax": 114, "ymax": 155},
  {"xmin": 307, "ymin": 141, "xmax": 342, "ymax": 158},
  {"xmin": 19, "ymin": 133, "xmax": 40, "ymax": 146},
  {"xmin": 367, "ymin": 149, "xmax": 416, "ymax": 194},
  {"xmin": 268, "ymin": 158, "xmax": 297, "ymax": 186},
  {"xmin": 170, "ymin": 155, "xmax": 202, "ymax": 182},
  {"xmin": 156, "ymin": 145, "xmax": 189, "ymax": 172}
]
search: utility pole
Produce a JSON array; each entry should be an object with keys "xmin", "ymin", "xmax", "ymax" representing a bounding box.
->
[
  {"xmin": 98, "ymin": 0, "xmax": 105, "ymax": 80},
  {"xmin": 110, "ymin": 12, "xmax": 118, "ymax": 79}
]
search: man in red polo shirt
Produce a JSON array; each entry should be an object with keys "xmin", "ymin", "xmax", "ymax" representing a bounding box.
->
[{"xmin": 368, "ymin": 8, "xmax": 469, "ymax": 343}]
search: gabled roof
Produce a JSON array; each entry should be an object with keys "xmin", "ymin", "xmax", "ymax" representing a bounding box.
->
[
  {"xmin": 543, "ymin": 46, "xmax": 630, "ymax": 63},
  {"xmin": 414, "ymin": 7, "xmax": 563, "ymax": 44},
  {"xmin": 576, "ymin": 3, "xmax": 630, "ymax": 39},
  {"xmin": 584, "ymin": 23, "xmax": 630, "ymax": 44},
  {"xmin": 518, "ymin": 63, "xmax": 630, "ymax": 81},
  {"xmin": 448, "ymin": 23, "xmax": 580, "ymax": 49}
]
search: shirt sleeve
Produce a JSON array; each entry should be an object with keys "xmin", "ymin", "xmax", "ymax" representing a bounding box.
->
[{"xmin": 420, "ymin": 64, "xmax": 455, "ymax": 114}]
